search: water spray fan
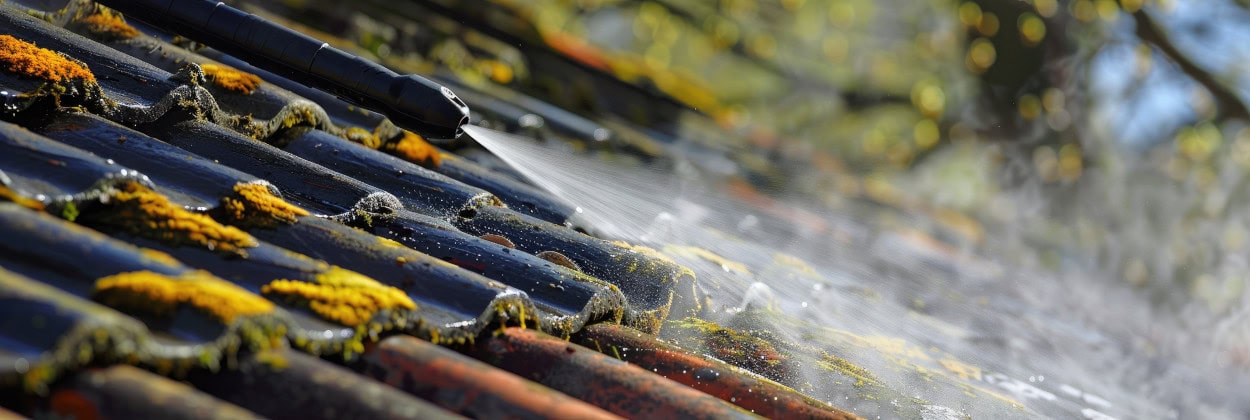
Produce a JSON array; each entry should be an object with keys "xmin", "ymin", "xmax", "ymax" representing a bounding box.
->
[{"xmin": 96, "ymin": 0, "xmax": 470, "ymax": 141}]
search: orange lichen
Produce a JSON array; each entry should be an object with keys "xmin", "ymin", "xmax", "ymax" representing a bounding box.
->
[
  {"xmin": 0, "ymin": 185, "xmax": 45, "ymax": 211},
  {"xmin": 94, "ymin": 270, "xmax": 275, "ymax": 323},
  {"xmin": 261, "ymin": 266, "xmax": 416, "ymax": 327},
  {"xmin": 79, "ymin": 182, "xmax": 258, "ymax": 256},
  {"xmin": 383, "ymin": 131, "xmax": 441, "ymax": 167},
  {"xmin": 0, "ymin": 35, "xmax": 96, "ymax": 82},
  {"xmin": 76, "ymin": 11, "xmax": 140, "ymax": 41},
  {"xmin": 199, "ymin": 63, "xmax": 262, "ymax": 94},
  {"xmin": 216, "ymin": 182, "xmax": 310, "ymax": 229}
]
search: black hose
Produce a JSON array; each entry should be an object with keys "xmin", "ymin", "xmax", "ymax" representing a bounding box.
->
[{"xmin": 96, "ymin": 0, "xmax": 470, "ymax": 140}]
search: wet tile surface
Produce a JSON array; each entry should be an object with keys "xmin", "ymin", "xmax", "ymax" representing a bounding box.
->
[{"xmin": 0, "ymin": 1, "xmax": 863, "ymax": 419}]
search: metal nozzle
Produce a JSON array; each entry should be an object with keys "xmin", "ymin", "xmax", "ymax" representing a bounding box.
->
[{"xmin": 96, "ymin": 0, "xmax": 470, "ymax": 140}]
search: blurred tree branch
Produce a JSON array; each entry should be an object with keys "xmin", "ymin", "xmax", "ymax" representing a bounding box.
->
[{"xmin": 1132, "ymin": 9, "xmax": 1250, "ymax": 121}]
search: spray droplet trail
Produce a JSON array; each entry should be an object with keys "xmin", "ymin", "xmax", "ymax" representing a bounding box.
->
[
  {"xmin": 464, "ymin": 123, "xmax": 1204, "ymax": 419},
  {"xmin": 465, "ymin": 124, "xmax": 703, "ymax": 241}
]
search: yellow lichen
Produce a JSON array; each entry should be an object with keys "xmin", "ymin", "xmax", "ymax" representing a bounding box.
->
[
  {"xmin": 613, "ymin": 240, "xmax": 678, "ymax": 265},
  {"xmin": 216, "ymin": 182, "xmax": 310, "ymax": 229},
  {"xmin": 76, "ymin": 10, "xmax": 140, "ymax": 41},
  {"xmin": 772, "ymin": 253, "xmax": 820, "ymax": 278},
  {"xmin": 0, "ymin": 185, "xmax": 45, "ymax": 211},
  {"xmin": 612, "ymin": 240, "xmax": 697, "ymax": 282},
  {"xmin": 664, "ymin": 245, "xmax": 752, "ymax": 275},
  {"xmin": 383, "ymin": 131, "xmax": 441, "ymax": 167},
  {"xmin": 261, "ymin": 266, "xmax": 416, "ymax": 327},
  {"xmin": 254, "ymin": 349, "xmax": 290, "ymax": 370},
  {"xmin": 79, "ymin": 182, "xmax": 258, "ymax": 256},
  {"xmin": 94, "ymin": 270, "xmax": 275, "ymax": 323},
  {"xmin": 200, "ymin": 63, "xmax": 262, "ymax": 94},
  {"xmin": 817, "ymin": 352, "xmax": 885, "ymax": 388},
  {"xmin": 939, "ymin": 358, "xmax": 983, "ymax": 381},
  {"xmin": 278, "ymin": 105, "xmax": 321, "ymax": 130},
  {"xmin": 342, "ymin": 127, "xmax": 383, "ymax": 149},
  {"xmin": 0, "ymin": 35, "xmax": 96, "ymax": 82},
  {"xmin": 138, "ymin": 248, "xmax": 182, "ymax": 267}
]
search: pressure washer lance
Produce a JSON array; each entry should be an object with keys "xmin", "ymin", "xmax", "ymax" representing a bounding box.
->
[{"xmin": 96, "ymin": 0, "xmax": 470, "ymax": 141}]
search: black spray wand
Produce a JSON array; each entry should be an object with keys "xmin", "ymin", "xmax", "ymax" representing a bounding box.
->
[{"xmin": 96, "ymin": 0, "xmax": 470, "ymax": 140}]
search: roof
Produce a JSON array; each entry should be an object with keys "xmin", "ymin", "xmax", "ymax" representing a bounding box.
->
[
  {"xmin": 0, "ymin": 1, "xmax": 1195, "ymax": 419},
  {"xmin": 0, "ymin": 1, "xmax": 865, "ymax": 418}
]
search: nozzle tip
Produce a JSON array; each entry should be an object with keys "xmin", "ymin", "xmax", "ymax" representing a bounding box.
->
[{"xmin": 387, "ymin": 76, "xmax": 471, "ymax": 141}]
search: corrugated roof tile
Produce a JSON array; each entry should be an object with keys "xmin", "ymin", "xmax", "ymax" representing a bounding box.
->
[
  {"xmin": 573, "ymin": 323, "xmax": 860, "ymax": 419},
  {"xmin": 460, "ymin": 327, "xmax": 762, "ymax": 419},
  {"xmin": 363, "ymin": 335, "xmax": 622, "ymax": 419},
  {"xmin": 42, "ymin": 365, "xmax": 260, "ymax": 420},
  {"xmin": 0, "ymin": 0, "xmax": 876, "ymax": 418}
]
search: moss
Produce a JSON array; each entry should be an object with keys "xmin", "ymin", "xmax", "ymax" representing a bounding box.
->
[
  {"xmin": 94, "ymin": 270, "xmax": 275, "ymax": 323},
  {"xmin": 215, "ymin": 182, "xmax": 310, "ymax": 229},
  {"xmin": 261, "ymin": 266, "xmax": 416, "ymax": 327},
  {"xmin": 199, "ymin": 63, "xmax": 262, "ymax": 95},
  {"xmin": 60, "ymin": 201, "xmax": 78, "ymax": 221},
  {"xmin": 74, "ymin": 9, "xmax": 140, "ymax": 41},
  {"xmin": 666, "ymin": 317, "xmax": 793, "ymax": 383},
  {"xmin": 76, "ymin": 181, "xmax": 258, "ymax": 256},
  {"xmin": 0, "ymin": 35, "xmax": 96, "ymax": 82},
  {"xmin": 383, "ymin": 131, "xmax": 441, "ymax": 167}
]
